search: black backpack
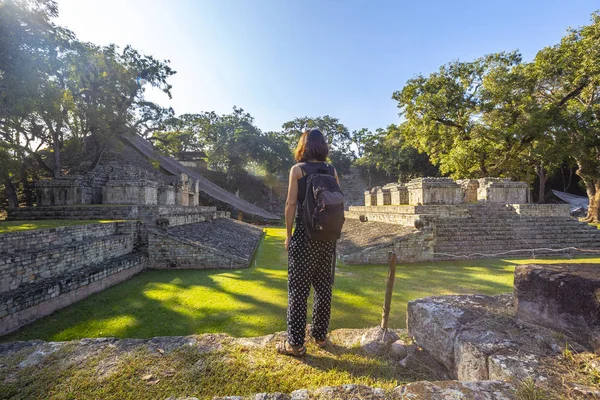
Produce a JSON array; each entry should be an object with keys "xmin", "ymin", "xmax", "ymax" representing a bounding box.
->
[{"xmin": 299, "ymin": 163, "xmax": 345, "ymax": 241}]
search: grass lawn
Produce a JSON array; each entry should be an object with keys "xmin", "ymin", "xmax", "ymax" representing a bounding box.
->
[
  {"xmin": 0, "ymin": 220, "xmax": 125, "ymax": 234},
  {"xmin": 4, "ymin": 228, "xmax": 600, "ymax": 342}
]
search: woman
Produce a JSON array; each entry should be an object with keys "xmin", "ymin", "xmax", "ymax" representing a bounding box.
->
[{"xmin": 276, "ymin": 128, "xmax": 340, "ymax": 357}]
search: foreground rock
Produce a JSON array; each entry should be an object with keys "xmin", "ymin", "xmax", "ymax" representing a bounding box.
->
[
  {"xmin": 514, "ymin": 263, "xmax": 600, "ymax": 352},
  {"xmin": 211, "ymin": 381, "xmax": 515, "ymax": 400},
  {"xmin": 407, "ymin": 293, "xmax": 582, "ymax": 381}
]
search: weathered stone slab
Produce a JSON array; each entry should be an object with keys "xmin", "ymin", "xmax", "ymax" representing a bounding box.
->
[
  {"xmin": 392, "ymin": 380, "xmax": 515, "ymax": 399},
  {"xmin": 406, "ymin": 178, "xmax": 463, "ymax": 205},
  {"xmin": 376, "ymin": 187, "xmax": 392, "ymax": 206},
  {"xmin": 477, "ymin": 178, "xmax": 528, "ymax": 204},
  {"xmin": 407, "ymin": 293, "xmax": 563, "ymax": 381},
  {"xmin": 514, "ymin": 264, "xmax": 600, "ymax": 352}
]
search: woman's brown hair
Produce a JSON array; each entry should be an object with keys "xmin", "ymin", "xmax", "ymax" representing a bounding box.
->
[{"xmin": 294, "ymin": 129, "xmax": 329, "ymax": 162}]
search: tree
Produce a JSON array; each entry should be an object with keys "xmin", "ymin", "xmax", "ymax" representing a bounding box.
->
[
  {"xmin": 281, "ymin": 116, "xmax": 354, "ymax": 174},
  {"xmin": 528, "ymin": 12, "xmax": 600, "ymax": 219},
  {"xmin": 281, "ymin": 115, "xmax": 352, "ymax": 150},
  {"xmin": 0, "ymin": 0, "xmax": 175, "ymax": 184},
  {"xmin": 151, "ymin": 107, "xmax": 293, "ymax": 180},
  {"xmin": 392, "ymin": 50, "xmax": 574, "ymax": 203},
  {"xmin": 356, "ymin": 125, "xmax": 439, "ymax": 183}
]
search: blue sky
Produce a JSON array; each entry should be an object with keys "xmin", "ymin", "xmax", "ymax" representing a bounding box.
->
[{"xmin": 55, "ymin": 0, "xmax": 599, "ymax": 133}]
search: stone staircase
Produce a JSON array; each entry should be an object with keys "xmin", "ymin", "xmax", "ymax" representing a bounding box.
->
[
  {"xmin": 0, "ymin": 222, "xmax": 146, "ymax": 335},
  {"xmin": 433, "ymin": 206, "xmax": 600, "ymax": 259},
  {"xmin": 340, "ymin": 168, "xmax": 373, "ymax": 208}
]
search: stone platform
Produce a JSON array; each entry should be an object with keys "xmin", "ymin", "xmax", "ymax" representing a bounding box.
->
[
  {"xmin": 515, "ymin": 264, "xmax": 600, "ymax": 352},
  {"xmin": 341, "ymin": 203, "xmax": 600, "ymax": 263},
  {"xmin": 6, "ymin": 205, "xmax": 227, "ymax": 227},
  {"xmin": 148, "ymin": 219, "xmax": 264, "ymax": 269}
]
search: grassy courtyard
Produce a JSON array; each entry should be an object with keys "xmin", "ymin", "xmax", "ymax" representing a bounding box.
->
[
  {"xmin": 5, "ymin": 227, "xmax": 600, "ymax": 342},
  {"xmin": 0, "ymin": 220, "xmax": 124, "ymax": 234}
]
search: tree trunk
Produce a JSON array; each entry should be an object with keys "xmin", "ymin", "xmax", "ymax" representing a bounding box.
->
[
  {"xmin": 585, "ymin": 180, "xmax": 600, "ymax": 223},
  {"xmin": 575, "ymin": 159, "xmax": 599, "ymax": 223},
  {"xmin": 52, "ymin": 136, "xmax": 61, "ymax": 178},
  {"xmin": 537, "ymin": 165, "xmax": 547, "ymax": 204},
  {"xmin": 3, "ymin": 175, "xmax": 18, "ymax": 209}
]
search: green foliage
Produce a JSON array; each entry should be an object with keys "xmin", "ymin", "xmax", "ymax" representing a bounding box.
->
[
  {"xmin": 0, "ymin": 0, "xmax": 175, "ymax": 186},
  {"xmin": 151, "ymin": 108, "xmax": 293, "ymax": 179},
  {"xmin": 355, "ymin": 126, "xmax": 439, "ymax": 181},
  {"xmin": 392, "ymin": 12, "xmax": 600, "ymax": 213}
]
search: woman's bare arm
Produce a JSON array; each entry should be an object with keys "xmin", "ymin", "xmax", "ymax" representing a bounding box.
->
[{"xmin": 284, "ymin": 165, "xmax": 301, "ymax": 250}]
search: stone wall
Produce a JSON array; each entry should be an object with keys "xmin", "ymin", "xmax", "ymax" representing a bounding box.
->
[
  {"xmin": 340, "ymin": 228, "xmax": 435, "ymax": 264},
  {"xmin": 389, "ymin": 185, "xmax": 409, "ymax": 205},
  {"xmin": 6, "ymin": 205, "xmax": 223, "ymax": 227},
  {"xmin": 103, "ymin": 180, "xmax": 159, "ymax": 205},
  {"xmin": 0, "ymin": 222, "xmax": 143, "ymax": 335},
  {"xmin": 0, "ymin": 222, "xmax": 137, "ymax": 293},
  {"xmin": 147, "ymin": 230, "xmax": 249, "ymax": 270},
  {"xmin": 509, "ymin": 204, "xmax": 570, "ymax": 217},
  {"xmin": 477, "ymin": 178, "xmax": 528, "ymax": 204},
  {"xmin": 376, "ymin": 187, "xmax": 391, "ymax": 206},
  {"xmin": 456, "ymin": 179, "xmax": 478, "ymax": 203},
  {"xmin": 406, "ymin": 178, "xmax": 463, "ymax": 205},
  {"xmin": 364, "ymin": 190, "xmax": 377, "ymax": 206},
  {"xmin": 0, "ymin": 253, "xmax": 145, "ymax": 336}
]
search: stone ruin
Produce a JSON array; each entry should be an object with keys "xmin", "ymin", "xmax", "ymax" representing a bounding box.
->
[
  {"xmin": 1, "ymin": 263, "xmax": 597, "ymax": 398},
  {"xmin": 342, "ymin": 177, "xmax": 600, "ymax": 264},
  {"xmin": 36, "ymin": 162, "xmax": 200, "ymax": 207},
  {"xmin": 363, "ymin": 177, "xmax": 530, "ymax": 207},
  {"xmin": 1, "ymin": 134, "xmax": 278, "ymax": 336}
]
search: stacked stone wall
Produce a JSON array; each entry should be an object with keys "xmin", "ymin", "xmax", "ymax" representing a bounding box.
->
[
  {"xmin": 6, "ymin": 205, "xmax": 221, "ymax": 227},
  {"xmin": 147, "ymin": 230, "xmax": 248, "ymax": 270},
  {"xmin": 0, "ymin": 222, "xmax": 142, "ymax": 335},
  {"xmin": 0, "ymin": 253, "xmax": 146, "ymax": 335},
  {"xmin": 376, "ymin": 188, "xmax": 391, "ymax": 206},
  {"xmin": 406, "ymin": 178, "xmax": 463, "ymax": 205},
  {"xmin": 0, "ymin": 224, "xmax": 136, "ymax": 293},
  {"xmin": 341, "ymin": 229, "xmax": 435, "ymax": 264},
  {"xmin": 509, "ymin": 204, "xmax": 570, "ymax": 217}
]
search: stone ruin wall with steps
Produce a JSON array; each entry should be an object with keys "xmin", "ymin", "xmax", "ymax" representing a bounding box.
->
[
  {"xmin": 0, "ymin": 207, "xmax": 263, "ymax": 337},
  {"xmin": 341, "ymin": 177, "xmax": 600, "ymax": 264}
]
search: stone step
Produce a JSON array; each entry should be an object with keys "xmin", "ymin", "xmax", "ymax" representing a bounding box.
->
[
  {"xmin": 436, "ymin": 232, "xmax": 600, "ymax": 240},
  {"xmin": 0, "ymin": 251, "xmax": 146, "ymax": 334},
  {"xmin": 434, "ymin": 246, "xmax": 599, "ymax": 253},
  {"xmin": 0, "ymin": 234, "xmax": 135, "ymax": 293}
]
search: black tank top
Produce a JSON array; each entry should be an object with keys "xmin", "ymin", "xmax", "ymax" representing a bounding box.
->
[{"xmin": 295, "ymin": 162, "xmax": 335, "ymax": 222}]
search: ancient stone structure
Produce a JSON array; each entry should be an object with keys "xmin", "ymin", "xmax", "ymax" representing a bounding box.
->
[
  {"xmin": 477, "ymin": 178, "xmax": 529, "ymax": 204},
  {"xmin": 375, "ymin": 187, "xmax": 391, "ymax": 206},
  {"xmin": 514, "ymin": 264, "xmax": 600, "ymax": 352},
  {"xmin": 29, "ymin": 133, "xmax": 279, "ymax": 221},
  {"xmin": 388, "ymin": 184, "xmax": 408, "ymax": 205},
  {"xmin": 341, "ymin": 176, "xmax": 600, "ymax": 263},
  {"xmin": 456, "ymin": 179, "xmax": 478, "ymax": 203},
  {"xmin": 363, "ymin": 187, "xmax": 378, "ymax": 207},
  {"xmin": 0, "ymin": 205, "xmax": 263, "ymax": 336},
  {"xmin": 406, "ymin": 178, "xmax": 463, "ymax": 205},
  {"xmin": 405, "ymin": 264, "xmax": 599, "ymax": 392}
]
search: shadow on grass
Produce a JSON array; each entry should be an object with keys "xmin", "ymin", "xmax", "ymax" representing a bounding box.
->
[{"xmin": 4, "ymin": 228, "xmax": 598, "ymax": 342}]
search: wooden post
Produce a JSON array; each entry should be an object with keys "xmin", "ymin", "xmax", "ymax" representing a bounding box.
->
[{"xmin": 381, "ymin": 251, "xmax": 397, "ymax": 331}]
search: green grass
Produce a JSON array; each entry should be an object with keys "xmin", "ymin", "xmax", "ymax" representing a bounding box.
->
[
  {"xmin": 5, "ymin": 228, "xmax": 600, "ymax": 342},
  {"xmin": 0, "ymin": 334, "xmax": 431, "ymax": 400},
  {"xmin": 0, "ymin": 220, "xmax": 126, "ymax": 234}
]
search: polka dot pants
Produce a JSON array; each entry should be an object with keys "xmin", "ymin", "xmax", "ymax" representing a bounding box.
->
[{"xmin": 287, "ymin": 221, "xmax": 335, "ymax": 347}]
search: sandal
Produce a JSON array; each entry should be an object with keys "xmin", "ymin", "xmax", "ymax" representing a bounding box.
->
[
  {"xmin": 276, "ymin": 340, "xmax": 306, "ymax": 357},
  {"xmin": 310, "ymin": 333, "xmax": 328, "ymax": 348}
]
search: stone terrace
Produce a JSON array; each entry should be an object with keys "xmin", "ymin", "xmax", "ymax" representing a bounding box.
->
[
  {"xmin": 168, "ymin": 218, "xmax": 264, "ymax": 260},
  {"xmin": 343, "ymin": 203, "xmax": 600, "ymax": 262}
]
